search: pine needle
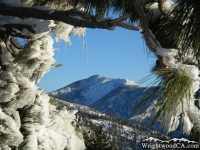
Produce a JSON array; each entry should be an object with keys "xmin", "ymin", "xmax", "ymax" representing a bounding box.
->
[{"xmin": 134, "ymin": 67, "xmax": 193, "ymax": 130}]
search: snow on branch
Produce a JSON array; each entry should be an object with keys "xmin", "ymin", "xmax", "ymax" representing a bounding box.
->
[
  {"xmin": 158, "ymin": 0, "xmax": 174, "ymax": 16},
  {"xmin": 0, "ymin": 4, "xmax": 139, "ymax": 31},
  {"xmin": 133, "ymin": 0, "xmax": 175, "ymax": 68},
  {"xmin": 134, "ymin": 0, "xmax": 160, "ymax": 52}
]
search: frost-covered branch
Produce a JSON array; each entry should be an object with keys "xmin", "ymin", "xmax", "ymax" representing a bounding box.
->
[
  {"xmin": 134, "ymin": 1, "xmax": 160, "ymax": 51},
  {"xmin": 134, "ymin": 0, "xmax": 173, "ymax": 68},
  {"xmin": 0, "ymin": 4, "xmax": 138, "ymax": 31}
]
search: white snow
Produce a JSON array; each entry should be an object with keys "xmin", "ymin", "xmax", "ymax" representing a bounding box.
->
[
  {"xmin": 0, "ymin": 79, "xmax": 7, "ymax": 87},
  {"xmin": 164, "ymin": 0, "xmax": 174, "ymax": 10},
  {"xmin": 155, "ymin": 47, "xmax": 177, "ymax": 57},
  {"xmin": 52, "ymin": 22, "xmax": 86, "ymax": 44},
  {"xmin": 182, "ymin": 112, "xmax": 193, "ymax": 134},
  {"xmin": 0, "ymin": 108, "xmax": 23, "ymax": 147},
  {"xmin": 81, "ymin": 77, "xmax": 129, "ymax": 105},
  {"xmin": 0, "ymin": 38, "xmax": 14, "ymax": 64},
  {"xmin": 0, "ymin": 15, "xmax": 54, "ymax": 35}
]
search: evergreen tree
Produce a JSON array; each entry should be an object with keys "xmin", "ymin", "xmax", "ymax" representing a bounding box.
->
[
  {"xmin": 83, "ymin": 125, "xmax": 113, "ymax": 150},
  {"xmin": 83, "ymin": 130, "xmax": 96, "ymax": 150},
  {"xmin": 132, "ymin": 128, "xmax": 137, "ymax": 150},
  {"xmin": 95, "ymin": 125, "xmax": 112, "ymax": 150}
]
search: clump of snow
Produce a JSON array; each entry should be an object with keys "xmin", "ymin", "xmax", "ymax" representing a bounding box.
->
[
  {"xmin": 173, "ymin": 64, "xmax": 200, "ymax": 92},
  {"xmin": 47, "ymin": 105, "xmax": 85, "ymax": 150},
  {"xmin": 0, "ymin": 108, "xmax": 23, "ymax": 147},
  {"xmin": 164, "ymin": 0, "xmax": 174, "ymax": 10},
  {"xmin": 20, "ymin": 92, "xmax": 85, "ymax": 150},
  {"xmin": 0, "ymin": 15, "xmax": 54, "ymax": 35},
  {"xmin": 52, "ymin": 22, "xmax": 86, "ymax": 44},
  {"xmin": 182, "ymin": 112, "xmax": 193, "ymax": 134},
  {"xmin": 0, "ymin": 79, "xmax": 7, "ymax": 87},
  {"xmin": 165, "ymin": 55, "xmax": 176, "ymax": 65},
  {"xmin": 0, "ymin": 83, "xmax": 19, "ymax": 103},
  {"xmin": 125, "ymin": 79, "xmax": 140, "ymax": 86},
  {"xmin": 0, "ymin": 38, "xmax": 14, "ymax": 64},
  {"xmin": 155, "ymin": 47, "xmax": 179, "ymax": 68},
  {"xmin": 156, "ymin": 47, "xmax": 177, "ymax": 57}
]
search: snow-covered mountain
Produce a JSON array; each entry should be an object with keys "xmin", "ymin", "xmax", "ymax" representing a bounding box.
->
[{"xmin": 50, "ymin": 75, "xmax": 152, "ymax": 119}]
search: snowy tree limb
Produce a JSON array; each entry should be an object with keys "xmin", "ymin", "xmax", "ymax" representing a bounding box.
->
[
  {"xmin": 0, "ymin": 24, "xmax": 36, "ymax": 33},
  {"xmin": 0, "ymin": 4, "xmax": 138, "ymax": 31},
  {"xmin": 134, "ymin": 0, "xmax": 160, "ymax": 52},
  {"xmin": 0, "ymin": 24, "xmax": 33, "ymax": 38},
  {"xmin": 133, "ymin": 0, "xmax": 169, "ymax": 68}
]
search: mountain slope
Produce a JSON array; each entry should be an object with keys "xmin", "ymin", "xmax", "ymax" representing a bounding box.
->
[
  {"xmin": 51, "ymin": 75, "xmax": 151, "ymax": 119},
  {"xmin": 49, "ymin": 97, "xmax": 170, "ymax": 150}
]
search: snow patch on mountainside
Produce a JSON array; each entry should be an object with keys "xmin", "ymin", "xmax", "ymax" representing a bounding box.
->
[
  {"xmin": 51, "ymin": 75, "xmax": 141, "ymax": 105},
  {"xmin": 81, "ymin": 76, "xmax": 136, "ymax": 105},
  {"xmin": 50, "ymin": 75, "xmax": 151, "ymax": 120}
]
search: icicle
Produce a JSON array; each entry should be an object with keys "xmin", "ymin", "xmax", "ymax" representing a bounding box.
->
[
  {"xmin": 182, "ymin": 112, "xmax": 193, "ymax": 134},
  {"xmin": 57, "ymin": 38, "xmax": 60, "ymax": 52},
  {"xmin": 64, "ymin": 42, "xmax": 67, "ymax": 51},
  {"xmin": 82, "ymin": 34, "xmax": 88, "ymax": 62}
]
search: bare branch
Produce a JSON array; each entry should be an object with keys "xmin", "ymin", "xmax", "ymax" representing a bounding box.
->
[
  {"xmin": 117, "ymin": 22, "xmax": 139, "ymax": 30},
  {"xmin": 0, "ymin": 4, "xmax": 138, "ymax": 31},
  {"xmin": 109, "ymin": 15, "xmax": 130, "ymax": 23},
  {"xmin": 109, "ymin": 15, "xmax": 139, "ymax": 30},
  {"xmin": 52, "ymin": 64, "xmax": 63, "ymax": 68}
]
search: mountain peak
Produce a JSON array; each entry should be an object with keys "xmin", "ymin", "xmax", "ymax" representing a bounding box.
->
[
  {"xmin": 89, "ymin": 74, "xmax": 104, "ymax": 78},
  {"xmin": 50, "ymin": 75, "xmax": 145, "ymax": 118},
  {"xmin": 87, "ymin": 75, "xmax": 140, "ymax": 86}
]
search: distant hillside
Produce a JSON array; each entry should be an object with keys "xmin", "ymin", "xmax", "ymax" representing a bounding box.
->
[
  {"xmin": 50, "ymin": 75, "xmax": 153, "ymax": 119},
  {"xmin": 49, "ymin": 97, "xmax": 170, "ymax": 150}
]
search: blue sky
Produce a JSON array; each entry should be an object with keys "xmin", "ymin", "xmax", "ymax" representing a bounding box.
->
[{"xmin": 38, "ymin": 27, "xmax": 156, "ymax": 92}]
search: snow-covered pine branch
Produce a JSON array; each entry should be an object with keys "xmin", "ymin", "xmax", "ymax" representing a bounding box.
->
[
  {"xmin": 0, "ymin": 1, "xmax": 87, "ymax": 149},
  {"xmin": 0, "ymin": 4, "xmax": 138, "ymax": 31}
]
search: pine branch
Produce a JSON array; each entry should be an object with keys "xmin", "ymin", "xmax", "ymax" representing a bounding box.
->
[
  {"xmin": 0, "ymin": 4, "xmax": 138, "ymax": 31},
  {"xmin": 133, "ymin": 0, "xmax": 174, "ymax": 68},
  {"xmin": 0, "ymin": 24, "xmax": 33, "ymax": 38},
  {"xmin": 134, "ymin": 1, "xmax": 159, "ymax": 51}
]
